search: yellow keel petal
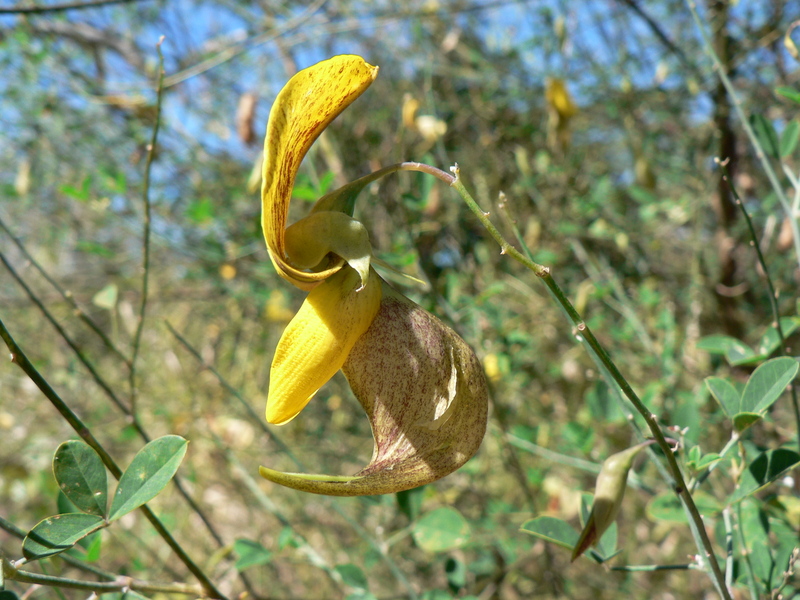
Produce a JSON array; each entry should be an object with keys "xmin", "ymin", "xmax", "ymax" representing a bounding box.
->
[{"xmin": 266, "ymin": 267, "xmax": 381, "ymax": 425}]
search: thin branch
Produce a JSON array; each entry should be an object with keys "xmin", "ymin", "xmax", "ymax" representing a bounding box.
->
[
  {"xmin": 0, "ymin": 0, "xmax": 150, "ymax": 15},
  {"xmin": 129, "ymin": 37, "xmax": 164, "ymax": 413},
  {"xmin": 0, "ymin": 248, "xmax": 136, "ymax": 422},
  {"xmin": 0, "ymin": 248, "xmax": 244, "ymax": 586},
  {"xmin": 446, "ymin": 165, "xmax": 732, "ymax": 600},
  {"xmin": 717, "ymin": 159, "xmax": 800, "ymax": 449},
  {"xmin": 611, "ymin": 563, "xmax": 695, "ymax": 572},
  {"xmin": 615, "ymin": 0, "xmax": 691, "ymax": 69},
  {"xmin": 685, "ymin": 0, "xmax": 800, "ymax": 272},
  {"xmin": 0, "ymin": 215, "xmax": 131, "ymax": 369},
  {"xmin": 0, "ymin": 317, "xmax": 226, "ymax": 600},
  {"xmin": 3, "ymin": 560, "xmax": 202, "ymax": 596}
]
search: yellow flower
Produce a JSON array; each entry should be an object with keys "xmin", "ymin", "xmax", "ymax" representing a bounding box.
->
[{"xmin": 258, "ymin": 55, "xmax": 488, "ymax": 496}]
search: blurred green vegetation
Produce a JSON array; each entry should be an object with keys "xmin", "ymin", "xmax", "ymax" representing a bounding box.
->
[{"xmin": 1, "ymin": 1, "xmax": 799, "ymax": 599}]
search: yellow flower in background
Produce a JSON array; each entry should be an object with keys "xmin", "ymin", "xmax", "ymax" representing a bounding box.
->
[
  {"xmin": 259, "ymin": 55, "xmax": 488, "ymax": 496},
  {"xmin": 545, "ymin": 77, "xmax": 578, "ymax": 152}
]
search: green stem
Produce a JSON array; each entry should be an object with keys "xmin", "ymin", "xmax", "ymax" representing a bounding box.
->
[
  {"xmin": 610, "ymin": 564, "xmax": 695, "ymax": 572},
  {"xmin": 446, "ymin": 165, "xmax": 732, "ymax": 600},
  {"xmin": 717, "ymin": 160, "xmax": 800, "ymax": 449},
  {"xmin": 0, "ymin": 248, "xmax": 239, "ymax": 590},
  {"xmin": 735, "ymin": 502, "xmax": 761, "ymax": 600},
  {"xmin": 129, "ymin": 38, "xmax": 165, "ymax": 412},
  {"xmin": 0, "ymin": 317, "xmax": 226, "ymax": 599},
  {"xmin": 2, "ymin": 559, "xmax": 202, "ymax": 596},
  {"xmin": 685, "ymin": 0, "xmax": 800, "ymax": 271},
  {"xmin": 722, "ymin": 508, "xmax": 734, "ymax": 591},
  {"xmin": 0, "ymin": 215, "xmax": 131, "ymax": 368}
]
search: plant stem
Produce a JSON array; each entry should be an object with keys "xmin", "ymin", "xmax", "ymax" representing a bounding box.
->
[
  {"xmin": 13, "ymin": 565, "xmax": 170, "ymax": 595},
  {"xmin": 2, "ymin": 559, "xmax": 203, "ymax": 596},
  {"xmin": 446, "ymin": 165, "xmax": 732, "ymax": 600},
  {"xmin": 610, "ymin": 563, "xmax": 695, "ymax": 572},
  {"xmin": 129, "ymin": 38, "xmax": 164, "ymax": 413},
  {"xmin": 0, "ymin": 317, "xmax": 226, "ymax": 599},
  {"xmin": 735, "ymin": 502, "xmax": 761, "ymax": 600},
  {"xmin": 722, "ymin": 508, "xmax": 734, "ymax": 591},
  {"xmin": 0, "ymin": 215, "xmax": 131, "ymax": 368},
  {"xmin": 0, "ymin": 249, "xmax": 240, "ymax": 590},
  {"xmin": 685, "ymin": 0, "xmax": 800, "ymax": 272},
  {"xmin": 717, "ymin": 159, "xmax": 800, "ymax": 449}
]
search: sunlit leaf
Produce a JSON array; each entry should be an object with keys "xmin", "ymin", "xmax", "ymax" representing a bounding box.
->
[
  {"xmin": 520, "ymin": 516, "xmax": 578, "ymax": 550},
  {"xmin": 732, "ymin": 411, "xmax": 762, "ymax": 433},
  {"xmin": 335, "ymin": 564, "xmax": 369, "ymax": 591},
  {"xmin": 53, "ymin": 440, "xmax": 108, "ymax": 517},
  {"xmin": 749, "ymin": 113, "xmax": 780, "ymax": 160},
  {"xmin": 780, "ymin": 120, "xmax": 800, "ymax": 158},
  {"xmin": 705, "ymin": 376, "xmax": 739, "ymax": 418},
  {"xmin": 776, "ymin": 86, "xmax": 800, "ymax": 104},
  {"xmin": 412, "ymin": 507, "xmax": 470, "ymax": 553},
  {"xmin": 728, "ymin": 448, "xmax": 800, "ymax": 505},
  {"xmin": 233, "ymin": 539, "xmax": 272, "ymax": 571},
  {"xmin": 91, "ymin": 283, "xmax": 118, "ymax": 311},
  {"xmin": 646, "ymin": 491, "xmax": 722, "ymax": 522},
  {"xmin": 740, "ymin": 357, "xmax": 799, "ymax": 414},
  {"xmin": 108, "ymin": 436, "xmax": 188, "ymax": 522},
  {"xmin": 23, "ymin": 513, "xmax": 105, "ymax": 560}
]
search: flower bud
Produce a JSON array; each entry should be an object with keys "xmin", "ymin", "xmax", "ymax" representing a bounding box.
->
[{"xmin": 571, "ymin": 441, "xmax": 653, "ymax": 561}]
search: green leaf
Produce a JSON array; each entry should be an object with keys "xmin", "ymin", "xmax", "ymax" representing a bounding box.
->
[
  {"xmin": 23, "ymin": 513, "xmax": 105, "ymax": 560},
  {"xmin": 705, "ymin": 377, "xmax": 740, "ymax": 418},
  {"xmin": 92, "ymin": 284, "xmax": 118, "ymax": 311},
  {"xmin": 740, "ymin": 357, "xmax": 799, "ymax": 414},
  {"xmin": 277, "ymin": 526, "xmax": 297, "ymax": 550},
  {"xmin": 53, "ymin": 440, "xmax": 108, "ymax": 517},
  {"xmin": 749, "ymin": 113, "xmax": 780, "ymax": 160},
  {"xmin": 396, "ymin": 485, "xmax": 426, "ymax": 522},
  {"xmin": 335, "ymin": 564, "xmax": 369, "ymax": 591},
  {"xmin": 696, "ymin": 452, "xmax": 722, "ymax": 470},
  {"xmin": 83, "ymin": 530, "xmax": 102, "ymax": 562},
  {"xmin": 646, "ymin": 491, "xmax": 722, "ymax": 522},
  {"xmin": 76, "ymin": 240, "xmax": 114, "ymax": 258},
  {"xmin": 108, "ymin": 436, "xmax": 188, "ymax": 522},
  {"xmin": 696, "ymin": 334, "xmax": 742, "ymax": 355},
  {"xmin": 780, "ymin": 121, "xmax": 800, "ymax": 158},
  {"xmin": 412, "ymin": 507, "xmax": 471, "ymax": 553},
  {"xmin": 233, "ymin": 539, "xmax": 272, "ymax": 571},
  {"xmin": 776, "ymin": 86, "xmax": 800, "ymax": 104},
  {"xmin": 186, "ymin": 198, "xmax": 214, "ymax": 225},
  {"xmin": 732, "ymin": 412, "xmax": 762, "ymax": 433},
  {"xmin": 520, "ymin": 516, "xmax": 579, "ymax": 550},
  {"xmin": 59, "ymin": 175, "xmax": 92, "ymax": 202},
  {"xmin": 445, "ymin": 556, "xmax": 467, "ymax": 590},
  {"xmin": 756, "ymin": 317, "xmax": 800, "ymax": 358},
  {"xmin": 728, "ymin": 448, "xmax": 800, "ymax": 505}
]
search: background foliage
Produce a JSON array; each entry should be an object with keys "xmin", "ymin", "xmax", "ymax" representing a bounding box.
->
[{"xmin": 1, "ymin": 0, "xmax": 799, "ymax": 599}]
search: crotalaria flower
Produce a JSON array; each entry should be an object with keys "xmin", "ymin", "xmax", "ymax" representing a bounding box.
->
[{"xmin": 258, "ymin": 55, "xmax": 488, "ymax": 496}]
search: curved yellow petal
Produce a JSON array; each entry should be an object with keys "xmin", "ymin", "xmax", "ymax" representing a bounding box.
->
[
  {"xmin": 266, "ymin": 267, "xmax": 381, "ymax": 425},
  {"xmin": 261, "ymin": 55, "xmax": 378, "ymax": 289}
]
